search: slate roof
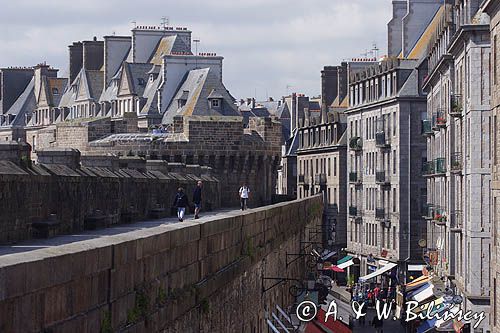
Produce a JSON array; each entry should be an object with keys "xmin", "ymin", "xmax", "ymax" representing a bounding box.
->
[
  {"xmin": 398, "ymin": 69, "xmax": 420, "ymax": 97},
  {"xmin": 0, "ymin": 77, "xmax": 35, "ymax": 127},
  {"xmin": 59, "ymin": 69, "xmax": 102, "ymax": 107},
  {"xmin": 139, "ymin": 71, "xmax": 161, "ymax": 116},
  {"xmin": 120, "ymin": 63, "xmax": 153, "ymax": 97},
  {"xmin": 148, "ymin": 35, "xmax": 192, "ymax": 65},
  {"xmin": 162, "ymin": 67, "xmax": 239, "ymax": 124}
]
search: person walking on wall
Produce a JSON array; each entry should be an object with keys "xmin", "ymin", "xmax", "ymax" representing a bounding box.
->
[
  {"xmin": 193, "ymin": 181, "xmax": 203, "ymax": 219},
  {"xmin": 173, "ymin": 187, "xmax": 189, "ymax": 222},
  {"xmin": 239, "ymin": 183, "xmax": 250, "ymax": 210}
]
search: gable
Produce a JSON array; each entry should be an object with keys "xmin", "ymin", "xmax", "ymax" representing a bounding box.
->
[
  {"xmin": 118, "ymin": 65, "xmax": 132, "ymax": 96},
  {"xmin": 37, "ymin": 77, "xmax": 50, "ymax": 107}
]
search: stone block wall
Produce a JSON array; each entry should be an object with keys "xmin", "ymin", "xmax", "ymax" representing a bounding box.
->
[
  {"xmin": 0, "ymin": 195, "xmax": 323, "ymax": 333},
  {"xmin": 0, "ymin": 160, "xmax": 220, "ymax": 244}
]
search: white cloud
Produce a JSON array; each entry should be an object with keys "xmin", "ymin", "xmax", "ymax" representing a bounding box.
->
[{"xmin": 0, "ymin": 0, "xmax": 392, "ymax": 99}]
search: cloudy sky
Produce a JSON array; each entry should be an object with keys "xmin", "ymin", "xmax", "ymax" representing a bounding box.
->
[{"xmin": 0, "ymin": 0, "xmax": 392, "ymax": 100}]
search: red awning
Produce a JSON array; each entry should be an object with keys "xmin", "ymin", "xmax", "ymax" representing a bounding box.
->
[
  {"xmin": 305, "ymin": 321, "xmax": 325, "ymax": 333},
  {"xmin": 322, "ymin": 265, "xmax": 345, "ymax": 273},
  {"xmin": 316, "ymin": 309, "xmax": 352, "ymax": 333}
]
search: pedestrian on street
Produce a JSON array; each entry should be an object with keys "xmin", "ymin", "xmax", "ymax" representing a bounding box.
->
[
  {"xmin": 173, "ymin": 187, "xmax": 189, "ymax": 222},
  {"xmin": 193, "ymin": 181, "xmax": 203, "ymax": 219},
  {"xmin": 371, "ymin": 315, "xmax": 383, "ymax": 333},
  {"xmin": 239, "ymin": 183, "xmax": 250, "ymax": 210}
]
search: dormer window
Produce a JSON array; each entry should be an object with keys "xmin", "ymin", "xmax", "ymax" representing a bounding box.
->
[
  {"xmin": 52, "ymin": 88, "xmax": 59, "ymax": 95},
  {"xmin": 177, "ymin": 90, "xmax": 189, "ymax": 109},
  {"xmin": 207, "ymin": 89, "xmax": 223, "ymax": 109}
]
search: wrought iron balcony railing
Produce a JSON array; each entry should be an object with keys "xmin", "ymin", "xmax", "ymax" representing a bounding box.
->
[
  {"xmin": 349, "ymin": 172, "xmax": 362, "ymax": 185},
  {"xmin": 349, "ymin": 137, "xmax": 362, "ymax": 151},
  {"xmin": 423, "ymin": 204, "xmax": 435, "ymax": 220},
  {"xmin": 432, "ymin": 206, "xmax": 446, "ymax": 226},
  {"xmin": 375, "ymin": 208, "xmax": 387, "ymax": 221},
  {"xmin": 450, "ymin": 94, "xmax": 463, "ymax": 118},
  {"xmin": 375, "ymin": 171, "xmax": 390, "ymax": 185},
  {"xmin": 421, "ymin": 119, "xmax": 433, "ymax": 136},
  {"xmin": 314, "ymin": 173, "xmax": 327, "ymax": 185},
  {"xmin": 298, "ymin": 174, "xmax": 305, "ymax": 183},
  {"xmin": 375, "ymin": 132, "xmax": 390, "ymax": 148},
  {"xmin": 432, "ymin": 110, "xmax": 446, "ymax": 130},
  {"xmin": 434, "ymin": 158, "xmax": 446, "ymax": 174},
  {"xmin": 450, "ymin": 152, "xmax": 462, "ymax": 173},
  {"xmin": 422, "ymin": 161, "xmax": 435, "ymax": 176},
  {"xmin": 450, "ymin": 210, "xmax": 463, "ymax": 232}
]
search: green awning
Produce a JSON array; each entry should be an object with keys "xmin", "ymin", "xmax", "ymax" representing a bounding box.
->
[{"xmin": 337, "ymin": 255, "xmax": 353, "ymax": 265}]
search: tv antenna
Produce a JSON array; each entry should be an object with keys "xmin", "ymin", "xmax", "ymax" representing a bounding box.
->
[
  {"xmin": 161, "ymin": 16, "xmax": 169, "ymax": 29},
  {"xmin": 372, "ymin": 43, "xmax": 380, "ymax": 59}
]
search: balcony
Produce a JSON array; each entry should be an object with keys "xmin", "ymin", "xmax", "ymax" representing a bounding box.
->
[
  {"xmin": 423, "ymin": 204, "xmax": 435, "ymax": 220},
  {"xmin": 422, "ymin": 161, "xmax": 435, "ymax": 177},
  {"xmin": 434, "ymin": 158, "xmax": 446, "ymax": 175},
  {"xmin": 432, "ymin": 110, "xmax": 446, "ymax": 130},
  {"xmin": 349, "ymin": 206, "xmax": 362, "ymax": 223},
  {"xmin": 375, "ymin": 132, "xmax": 390, "ymax": 148},
  {"xmin": 298, "ymin": 174, "xmax": 305, "ymax": 184},
  {"xmin": 349, "ymin": 172, "xmax": 362, "ymax": 185},
  {"xmin": 421, "ymin": 120, "xmax": 433, "ymax": 137},
  {"xmin": 375, "ymin": 208, "xmax": 387, "ymax": 221},
  {"xmin": 314, "ymin": 173, "xmax": 327, "ymax": 185},
  {"xmin": 432, "ymin": 206, "xmax": 446, "ymax": 226},
  {"xmin": 349, "ymin": 206, "xmax": 358, "ymax": 217},
  {"xmin": 450, "ymin": 152, "xmax": 462, "ymax": 174},
  {"xmin": 349, "ymin": 137, "xmax": 362, "ymax": 151},
  {"xmin": 375, "ymin": 171, "xmax": 390, "ymax": 186},
  {"xmin": 450, "ymin": 94, "xmax": 463, "ymax": 118},
  {"xmin": 450, "ymin": 210, "xmax": 463, "ymax": 232}
]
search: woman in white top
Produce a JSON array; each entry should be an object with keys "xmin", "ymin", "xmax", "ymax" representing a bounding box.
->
[{"xmin": 239, "ymin": 183, "xmax": 250, "ymax": 210}]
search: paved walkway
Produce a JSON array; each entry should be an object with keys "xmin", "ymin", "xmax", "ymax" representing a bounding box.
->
[{"xmin": 0, "ymin": 208, "xmax": 241, "ymax": 257}]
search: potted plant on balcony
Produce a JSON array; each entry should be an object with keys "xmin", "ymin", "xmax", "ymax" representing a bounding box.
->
[
  {"xmin": 451, "ymin": 100, "xmax": 462, "ymax": 113},
  {"xmin": 434, "ymin": 213, "xmax": 447, "ymax": 223},
  {"xmin": 437, "ymin": 116, "xmax": 446, "ymax": 125}
]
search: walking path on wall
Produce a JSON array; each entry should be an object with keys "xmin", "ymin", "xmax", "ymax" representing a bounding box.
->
[{"xmin": 0, "ymin": 208, "xmax": 241, "ymax": 257}]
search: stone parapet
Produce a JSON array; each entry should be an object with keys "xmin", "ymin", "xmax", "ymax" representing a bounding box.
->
[
  {"xmin": 0, "ymin": 141, "xmax": 31, "ymax": 165},
  {"xmin": 0, "ymin": 195, "xmax": 322, "ymax": 333}
]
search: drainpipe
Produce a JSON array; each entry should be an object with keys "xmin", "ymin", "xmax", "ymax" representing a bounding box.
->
[{"xmin": 404, "ymin": 107, "xmax": 412, "ymax": 284}]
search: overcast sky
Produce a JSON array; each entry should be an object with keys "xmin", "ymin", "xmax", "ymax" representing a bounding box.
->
[{"xmin": 0, "ymin": 0, "xmax": 392, "ymax": 100}]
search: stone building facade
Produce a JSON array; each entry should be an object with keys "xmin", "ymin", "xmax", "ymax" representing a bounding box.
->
[
  {"xmin": 296, "ymin": 112, "xmax": 348, "ymax": 250},
  {"xmin": 485, "ymin": 0, "xmax": 500, "ymax": 331},
  {"xmin": 423, "ymin": 2, "xmax": 492, "ymax": 328},
  {"xmin": 345, "ymin": 57, "xmax": 428, "ymax": 280},
  {"xmin": 53, "ymin": 115, "xmax": 282, "ymax": 208}
]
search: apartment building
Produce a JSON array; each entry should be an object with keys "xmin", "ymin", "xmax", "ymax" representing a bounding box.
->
[
  {"xmin": 345, "ymin": 57, "xmax": 428, "ymax": 281},
  {"xmin": 423, "ymin": 2, "xmax": 492, "ymax": 329}
]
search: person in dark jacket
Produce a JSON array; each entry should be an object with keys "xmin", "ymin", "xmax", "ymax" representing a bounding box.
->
[
  {"xmin": 173, "ymin": 187, "xmax": 189, "ymax": 222},
  {"xmin": 193, "ymin": 181, "xmax": 203, "ymax": 219}
]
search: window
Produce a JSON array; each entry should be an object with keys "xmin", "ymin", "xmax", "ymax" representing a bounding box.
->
[
  {"xmin": 393, "ymin": 149, "xmax": 396, "ymax": 174},
  {"xmin": 328, "ymin": 158, "xmax": 331, "ymax": 176},
  {"xmin": 392, "ymin": 226, "xmax": 396, "ymax": 250},
  {"xmin": 392, "ymin": 188, "xmax": 397, "ymax": 212},
  {"xmin": 495, "ymin": 35, "xmax": 498, "ymax": 85},
  {"xmin": 52, "ymin": 88, "xmax": 59, "ymax": 95},
  {"xmin": 211, "ymin": 99, "xmax": 220, "ymax": 108}
]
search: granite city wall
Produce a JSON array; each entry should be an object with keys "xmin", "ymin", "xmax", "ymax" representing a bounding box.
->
[
  {"xmin": 0, "ymin": 195, "xmax": 323, "ymax": 333},
  {"xmin": 0, "ymin": 158, "xmax": 220, "ymax": 244}
]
